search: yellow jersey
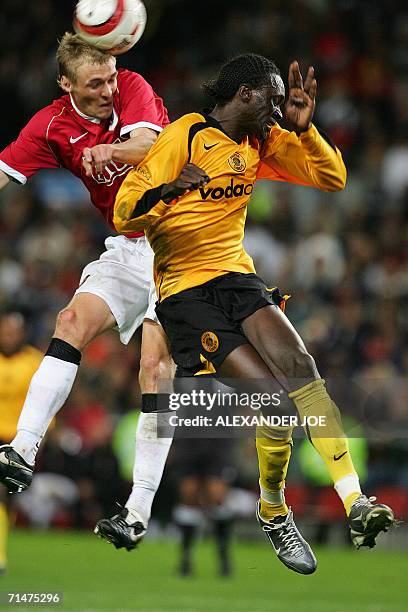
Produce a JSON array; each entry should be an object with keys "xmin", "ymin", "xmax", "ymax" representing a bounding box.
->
[
  {"xmin": 0, "ymin": 346, "xmax": 42, "ymax": 441},
  {"xmin": 114, "ymin": 113, "xmax": 346, "ymax": 301}
]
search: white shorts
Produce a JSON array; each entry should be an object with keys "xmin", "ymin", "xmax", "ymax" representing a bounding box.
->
[{"xmin": 75, "ymin": 235, "xmax": 158, "ymax": 344}]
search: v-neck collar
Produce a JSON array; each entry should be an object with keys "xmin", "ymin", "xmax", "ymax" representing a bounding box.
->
[
  {"xmin": 203, "ymin": 112, "xmax": 248, "ymax": 146},
  {"xmin": 70, "ymin": 94, "xmax": 101, "ymax": 124}
]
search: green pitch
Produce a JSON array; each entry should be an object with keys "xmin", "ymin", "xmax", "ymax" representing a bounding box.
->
[{"xmin": 1, "ymin": 529, "xmax": 405, "ymax": 611}]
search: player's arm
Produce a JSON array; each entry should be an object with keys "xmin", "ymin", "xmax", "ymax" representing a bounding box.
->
[
  {"xmin": 259, "ymin": 61, "xmax": 346, "ymax": 191},
  {"xmin": 113, "ymin": 118, "xmax": 210, "ymax": 234},
  {"xmin": 259, "ymin": 123, "xmax": 347, "ymax": 191},
  {"xmin": 0, "ymin": 108, "xmax": 60, "ymax": 188},
  {"xmin": 83, "ymin": 70, "xmax": 169, "ymax": 176},
  {"xmin": 0, "ymin": 170, "xmax": 10, "ymax": 190},
  {"xmin": 114, "ymin": 162, "xmax": 209, "ymax": 234},
  {"xmin": 82, "ymin": 127, "xmax": 157, "ymax": 177},
  {"xmin": 112, "ymin": 127, "xmax": 157, "ymax": 163}
]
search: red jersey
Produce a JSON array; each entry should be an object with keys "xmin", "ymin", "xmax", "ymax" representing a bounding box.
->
[{"xmin": 0, "ymin": 68, "xmax": 169, "ymax": 235}]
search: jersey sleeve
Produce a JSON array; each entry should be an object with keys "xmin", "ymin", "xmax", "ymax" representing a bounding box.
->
[
  {"xmin": 0, "ymin": 110, "xmax": 60, "ymax": 184},
  {"xmin": 118, "ymin": 70, "xmax": 170, "ymax": 138},
  {"xmin": 257, "ymin": 123, "xmax": 347, "ymax": 192},
  {"xmin": 113, "ymin": 115, "xmax": 194, "ymax": 234}
]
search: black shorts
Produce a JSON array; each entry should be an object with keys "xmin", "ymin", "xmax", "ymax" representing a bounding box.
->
[{"xmin": 156, "ymin": 272, "xmax": 286, "ymax": 376}]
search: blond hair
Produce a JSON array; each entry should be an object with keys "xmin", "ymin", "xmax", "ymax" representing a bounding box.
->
[{"xmin": 57, "ymin": 32, "xmax": 115, "ymax": 85}]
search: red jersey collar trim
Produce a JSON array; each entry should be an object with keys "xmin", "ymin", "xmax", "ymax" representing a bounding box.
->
[
  {"xmin": 69, "ymin": 94, "xmax": 120, "ymax": 135},
  {"xmin": 69, "ymin": 94, "xmax": 101, "ymax": 124}
]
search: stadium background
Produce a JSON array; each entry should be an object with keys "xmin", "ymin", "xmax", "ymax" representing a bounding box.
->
[{"xmin": 0, "ymin": 1, "xmax": 407, "ymax": 609}]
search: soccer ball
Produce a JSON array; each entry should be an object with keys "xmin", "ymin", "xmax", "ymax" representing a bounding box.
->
[{"xmin": 73, "ymin": 0, "xmax": 147, "ymax": 55}]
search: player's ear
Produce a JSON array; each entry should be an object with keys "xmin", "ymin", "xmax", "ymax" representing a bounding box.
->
[
  {"xmin": 238, "ymin": 84, "xmax": 253, "ymax": 103},
  {"xmin": 59, "ymin": 75, "xmax": 72, "ymax": 93}
]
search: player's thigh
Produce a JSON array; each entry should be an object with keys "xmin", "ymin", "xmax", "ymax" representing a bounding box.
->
[
  {"xmin": 217, "ymin": 343, "xmax": 291, "ymax": 407},
  {"xmin": 75, "ymin": 236, "xmax": 154, "ymax": 345},
  {"xmin": 241, "ymin": 306, "xmax": 319, "ymax": 388},
  {"xmin": 219, "ymin": 342, "xmax": 275, "ymax": 381},
  {"xmin": 55, "ymin": 292, "xmax": 116, "ymax": 347}
]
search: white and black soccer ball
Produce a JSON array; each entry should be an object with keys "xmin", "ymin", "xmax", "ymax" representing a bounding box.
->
[{"xmin": 73, "ymin": 0, "xmax": 147, "ymax": 55}]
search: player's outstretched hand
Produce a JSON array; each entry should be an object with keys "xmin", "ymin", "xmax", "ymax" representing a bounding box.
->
[
  {"xmin": 284, "ymin": 61, "xmax": 317, "ymax": 134},
  {"xmin": 161, "ymin": 163, "xmax": 211, "ymax": 203},
  {"xmin": 82, "ymin": 144, "xmax": 115, "ymax": 177}
]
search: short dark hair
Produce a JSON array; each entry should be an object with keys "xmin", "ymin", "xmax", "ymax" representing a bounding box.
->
[{"xmin": 203, "ymin": 53, "xmax": 280, "ymax": 106}]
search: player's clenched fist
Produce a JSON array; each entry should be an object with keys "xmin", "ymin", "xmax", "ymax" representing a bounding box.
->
[
  {"xmin": 161, "ymin": 163, "xmax": 210, "ymax": 203},
  {"xmin": 82, "ymin": 144, "xmax": 115, "ymax": 177}
]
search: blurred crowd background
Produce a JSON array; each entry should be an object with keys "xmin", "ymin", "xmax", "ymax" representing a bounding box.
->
[{"xmin": 0, "ymin": 0, "xmax": 407, "ymax": 547}]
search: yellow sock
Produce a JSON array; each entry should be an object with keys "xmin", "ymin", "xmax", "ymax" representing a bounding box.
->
[
  {"xmin": 289, "ymin": 379, "xmax": 361, "ymax": 514},
  {"xmin": 0, "ymin": 503, "xmax": 8, "ymax": 570},
  {"xmin": 259, "ymin": 499, "xmax": 289, "ymax": 520},
  {"xmin": 344, "ymin": 492, "xmax": 361, "ymax": 516},
  {"xmin": 256, "ymin": 426, "xmax": 292, "ymax": 520}
]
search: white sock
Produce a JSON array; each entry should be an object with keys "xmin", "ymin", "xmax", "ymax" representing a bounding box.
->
[
  {"xmin": 12, "ymin": 356, "xmax": 78, "ymax": 464},
  {"xmin": 125, "ymin": 412, "xmax": 174, "ymax": 526},
  {"xmin": 334, "ymin": 474, "xmax": 362, "ymax": 503}
]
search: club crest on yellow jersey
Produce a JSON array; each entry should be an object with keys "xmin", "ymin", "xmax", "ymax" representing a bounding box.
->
[{"xmin": 228, "ymin": 152, "xmax": 246, "ymax": 172}]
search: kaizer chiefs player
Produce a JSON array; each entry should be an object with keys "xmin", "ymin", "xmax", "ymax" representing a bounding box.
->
[
  {"xmin": 0, "ymin": 312, "xmax": 42, "ymax": 574},
  {"xmin": 111, "ymin": 54, "xmax": 395, "ymax": 574}
]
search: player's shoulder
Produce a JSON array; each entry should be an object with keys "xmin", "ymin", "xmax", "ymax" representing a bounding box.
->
[
  {"xmin": 157, "ymin": 113, "xmax": 206, "ymax": 145},
  {"xmin": 167, "ymin": 113, "xmax": 206, "ymax": 132},
  {"xmin": 2, "ymin": 345, "xmax": 42, "ymax": 366},
  {"xmin": 260, "ymin": 123, "xmax": 292, "ymax": 157},
  {"xmin": 25, "ymin": 96, "xmax": 71, "ymax": 133},
  {"xmin": 269, "ymin": 123, "xmax": 289, "ymax": 139},
  {"xmin": 21, "ymin": 345, "xmax": 43, "ymax": 364}
]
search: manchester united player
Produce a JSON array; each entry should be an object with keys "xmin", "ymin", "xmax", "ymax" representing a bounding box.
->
[
  {"xmin": 113, "ymin": 54, "xmax": 396, "ymax": 572},
  {"xmin": 0, "ymin": 33, "xmax": 174, "ymax": 548}
]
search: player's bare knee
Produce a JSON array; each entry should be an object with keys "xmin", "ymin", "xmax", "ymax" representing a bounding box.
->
[{"xmin": 54, "ymin": 308, "xmax": 87, "ymax": 349}]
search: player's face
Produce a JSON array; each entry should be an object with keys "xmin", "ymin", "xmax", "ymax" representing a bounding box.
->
[
  {"xmin": 0, "ymin": 315, "xmax": 26, "ymax": 356},
  {"xmin": 248, "ymin": 74, "xmax": 285, "ymax": 140},
  {"xmin": 70, "ymin": 59, "xmax": 118, "ymax": 120}
]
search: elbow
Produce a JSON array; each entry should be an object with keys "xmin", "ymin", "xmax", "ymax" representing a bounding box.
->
[
  {"xmin": 113, "ymin": 199, "xmax": 136, "ymax": 233},
  {"xmin": 323, "ymin": 165, "xmax": 347, "ymax": 192},
  {"xmin": 113, "ymin": 216, "xmax": 144, "ymax": 235},
  {"xmin": 333, "ymin": 157, "xmax": 348, "ymax": 191},
  {"xmin": 144, "ymin": 132, "xmax": 158, "ymax": 150},
  {"xmin": 333, "ymin": 170, "xmax": 347, "ymax": 192},
  {"xmin": 113, "ymin": 215, "xmax": 129, "ymax": 234},
  {"xmin": 113, "ymin": 216, "xmax": 126, "ymax": 233},
  {"xmin": 325, "ymin": 176, "xmax": 347, "ymax": 192},
  {"xmin": 113, "ymin": 208, "xmax": 145, "ymax": 235},
  {"xmin": 136, "ymin": 134, "xmax": 157, "ymax": 163}
]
